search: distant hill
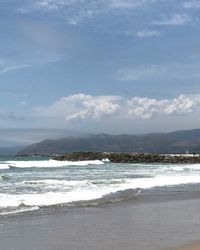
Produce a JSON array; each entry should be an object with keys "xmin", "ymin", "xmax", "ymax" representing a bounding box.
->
[{"xmin": 17, "ymin": 129, "xmax": 200, "ymax": 155}]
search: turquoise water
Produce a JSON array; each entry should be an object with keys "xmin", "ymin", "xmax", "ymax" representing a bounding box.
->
[{"xmin": 1, "ymin": 156, "xmax": 200, "ymax": 215}]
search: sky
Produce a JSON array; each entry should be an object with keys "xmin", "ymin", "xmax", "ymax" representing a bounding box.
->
[{"xmin": 1, "ymin": 0, "xmax": 200, "ymax": 135}]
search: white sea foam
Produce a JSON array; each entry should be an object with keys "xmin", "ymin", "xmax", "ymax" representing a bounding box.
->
[
  {"xmin": 2, "ymin": 159, "xmax": 200, "ymax": 215},
  {"xmin": 0, "ymin": 159, "xmax": 104, "ymax": 169},
  {"xmin": 0, "ymin": 190, "xmax": 108, "ymax": 207},
  {"xmin": 0, "ymin": 164, "xmax": 10, "ymax": 170},
  {"xmin": 132, "ymin": 163, "xmax": 200, "ymax": 175},
  {"xmin": 102, "ymin": 158, "xmax": 110, "ymax": 162},
  {"xmin": 122, "ymin": 175, "xmax": 200, "ymax": 190},
  {"xmin": 0, "ymin": 206, "xmax": 39, "ymax": 216},
  {"xmin": 22, "ymin": 179, "xmax": 89, "ymax": 188},
  {"xmin": 1, "ymin": 175, "xmax": 200, "ymax": 210}
]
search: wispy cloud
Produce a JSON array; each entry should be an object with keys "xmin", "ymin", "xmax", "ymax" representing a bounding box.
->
[
  {"xmin": 135, "ymin": 29, "xmax": 161, "ymax": 38},
  {"xmin": 17, "ymin": 0, "xmax": 159, "ymax": 26},
  {"xmin": 0, "ymin": 88, "xmax": 26, "ymax": 98},
  {"xmin": 66, "ymin": 9, "xmax": 95, "ymax": 26},
  {"xmin": 16, "ymin": 0, "xmax": 194, "ymax": 33},
  {"xmin": 17, "ymin": 0, "xmax": 98, "ymax": 26},
  {"xmin": 0, "ymin": 52, "xmax": 62, "ymax": 75},
  {"xmin": 108, "ymin": 0, "xmax": 156, "ymax": 9},
  {"xmin": 116, "ymin": 63, "xmax": 200, "ymax": 82},
  {"xmin": 0, "ymin": 64, "xmax": 30, "ymax": 74},
  {"xmin": 17, "ymin": 0, "xmax": 61, "ymax": 13},
  {"xmin": 154, "ymin": 13, "xmax": 191, "ymax": 26},
  {"xmin": 116, "ymin": 65, "xmax": 166, "ymax": 81},
  {"xmin": 18, "ymin": 0, "xmax": 157, "ymax": 12},
  {"xmin": 35, "ymin": 0, "xmax": 60, "ymax": 10}
]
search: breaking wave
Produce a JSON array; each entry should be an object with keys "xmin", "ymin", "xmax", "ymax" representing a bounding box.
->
[
  {"xmin": 1, "ymin": 175, "xmax": 200, "ymax": 215},
  {"xmin": 0, "ymin": 159, "xmax": 104, "ymax": 170},
  {"xmin": 1, "ymin": 158, "xmax": 200, "ymax": 215}
]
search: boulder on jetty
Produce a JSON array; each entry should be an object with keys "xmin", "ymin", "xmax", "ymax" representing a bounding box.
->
[{"xmin": 54, "ymin": 152, "xmax": 200, "ymax": 164}]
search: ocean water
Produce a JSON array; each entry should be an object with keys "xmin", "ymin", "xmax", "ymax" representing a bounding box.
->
[{"xmin": 1, "ymin": 156, "xmax": 200, "ymax": 215}]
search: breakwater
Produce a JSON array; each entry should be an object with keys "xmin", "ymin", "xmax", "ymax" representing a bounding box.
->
[{"xmin": 54, "ymin": 152, "xmax": 200, "ymax": 164}]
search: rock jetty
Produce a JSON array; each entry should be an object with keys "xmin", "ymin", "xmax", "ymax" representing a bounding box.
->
[{"xmin": 54, "ymin": 152, "xmax": 200, "ymax": 164}]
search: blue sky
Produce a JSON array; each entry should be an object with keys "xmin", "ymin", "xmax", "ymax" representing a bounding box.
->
[{"xmin": 1, "ymin": 0, "xmax": 200, "ymax": 134}]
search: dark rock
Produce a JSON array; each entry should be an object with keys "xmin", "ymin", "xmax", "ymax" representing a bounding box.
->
[{"xmin": 53, "ymin": 152, "xmax": 200, "ymax": 164}]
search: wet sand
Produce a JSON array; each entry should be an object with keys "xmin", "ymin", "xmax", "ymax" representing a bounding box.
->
[
  {"xmin": 0, "ymin": 191, "xmax": 200, "ymax": 250},
  {"xmin": 169, "ymin": 242, "xmax": 200, "ymax": 250}
]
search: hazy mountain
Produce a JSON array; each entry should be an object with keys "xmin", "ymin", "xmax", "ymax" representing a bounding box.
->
[
  {"xmin": 0, "ymin": 129, "xmax": 87, "ymax": 155},
  {"xmin": 17, "ymin": 129, "xmax": 200, "ymax": 155}
]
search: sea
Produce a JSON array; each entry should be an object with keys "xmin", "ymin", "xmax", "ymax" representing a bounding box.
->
[{"xmin": 1, "ymin": 155, "xmax": 200, "ymax": 216}]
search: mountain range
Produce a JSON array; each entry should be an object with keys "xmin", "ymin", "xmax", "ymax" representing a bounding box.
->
[{"xmin": 17, "ymin": 129, "xmax": 200, "ymax": 156}]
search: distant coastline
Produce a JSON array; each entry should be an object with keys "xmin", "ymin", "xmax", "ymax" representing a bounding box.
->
[
  {"xmin": 17, "ymin": 129, "xmax": 200, "ymax": 156},
  {"xmin": 54, "ymin": 152, "xmax": 200, "ymax": 164}
]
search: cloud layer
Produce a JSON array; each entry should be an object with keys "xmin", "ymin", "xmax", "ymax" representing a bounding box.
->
[{"xmin": 34, "ymin": 93, "xmax": 200, "ymax": 122}]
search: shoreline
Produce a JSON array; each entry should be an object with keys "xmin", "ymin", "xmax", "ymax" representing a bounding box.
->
[{"xmin": 1, "ymin": 190, "xmax": 200, "ymax": 250}]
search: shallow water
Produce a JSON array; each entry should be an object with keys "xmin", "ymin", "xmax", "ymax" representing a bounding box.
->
[
  {"xmin": 0, "ymin": 196, "xmax": 200, "ymax": 250},
  {"xmin": 1, "ymin": 156, "xmax": 200, "ymax": 215}
]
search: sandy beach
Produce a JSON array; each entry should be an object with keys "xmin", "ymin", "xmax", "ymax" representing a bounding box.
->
[{"xmin": 0, "ymin": 191, "xmax": 200, "ymax": 250}]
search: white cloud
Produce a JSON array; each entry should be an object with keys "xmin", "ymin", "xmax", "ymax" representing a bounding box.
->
[
  {"xmin": 33, "ymin": 93, "xmax": 200, "ymax": 123},
  {"xmin": 34, "ymin": 94, "xmax": 122, "ymax": 122},
  {"xmin": 183, "ymin": 0, "xmax": 200, "ymax": 8},
  {"xmin": 127, "ymin": 95, "xmax": 197, "ymax": 119},
  {"xmin": 135, "ymin": 30, "xmax": 161, "ymax": 38},
  {"xmin": 154, "ymin": 13, "xmax": 191, "ymax": 26}
]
